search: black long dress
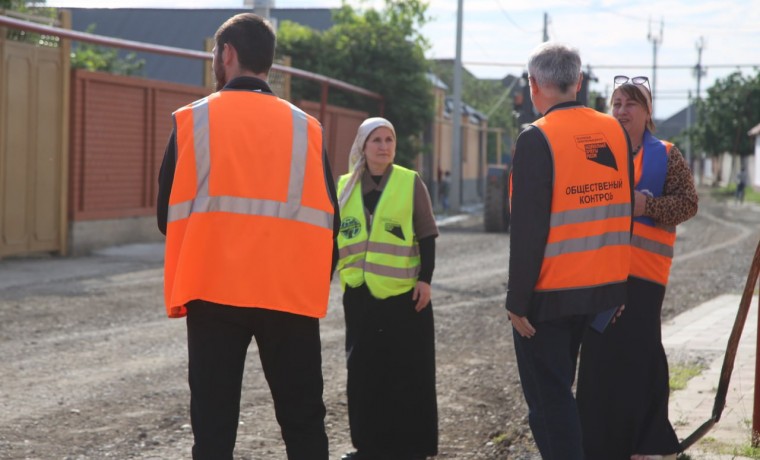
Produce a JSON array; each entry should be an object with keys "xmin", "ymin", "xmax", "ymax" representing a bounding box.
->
[
  {"xmin": 577, "ymin": 276, "xmax": 681, "ymax": 459},
  {"xmin": 344, "ymin": 284, "xmax": 438, "ymax": 458}
]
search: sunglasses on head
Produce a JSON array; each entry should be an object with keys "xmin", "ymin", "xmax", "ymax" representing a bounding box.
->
[{"xmin": 613, "ymin": 75, "xmax": 651, "ymax": 92}]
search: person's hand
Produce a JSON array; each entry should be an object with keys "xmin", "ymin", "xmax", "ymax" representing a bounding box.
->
[
  {"xmin": 508, "ymin": 311, "xmax": 536, "ymax": 338},
  {"xmin": 412, "ymin": 281, "xmax": 431, "ymax": 312},
  {"xmin": 633, "ymin": 191, "xmax": 648, "ymax": 217}
]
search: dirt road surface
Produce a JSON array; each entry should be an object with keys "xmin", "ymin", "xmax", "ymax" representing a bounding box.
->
[{"xmin": 0, "ymin": 190, "xmax": 758, "ymax": 460}]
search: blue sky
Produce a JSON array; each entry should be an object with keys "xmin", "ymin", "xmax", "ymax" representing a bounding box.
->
[{"xmin": 45, "ymin": 0, "xmax": 760, "ymax": 120}]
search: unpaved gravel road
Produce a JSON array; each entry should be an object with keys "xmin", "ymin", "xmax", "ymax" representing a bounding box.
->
[{"xmin": 0, "ymin": 189, "xmax": 758, "ymax": 460}]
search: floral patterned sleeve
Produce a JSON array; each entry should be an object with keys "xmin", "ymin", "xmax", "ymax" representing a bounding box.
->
[{"xmin": 643, "ymin": 145, "xmax": 698, "ymax": 226}]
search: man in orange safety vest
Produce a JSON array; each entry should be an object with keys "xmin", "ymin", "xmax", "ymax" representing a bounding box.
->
[{"xmin": 156, "ymin": 13, "xmax": 339, "ymax": 460}]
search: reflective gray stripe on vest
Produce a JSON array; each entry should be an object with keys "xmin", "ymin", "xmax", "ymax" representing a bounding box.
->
[
  {"xmin": 550, "ymin": 203, "xmax": 630, "ymax": 227},
  {"xmin": 343, "ymin": 259, "xmax": 365, "ymax": 270},
  {"xmin": 168, "ymin": 99, "xmax": 333, "ymax": 230},
  {"xmin": 339, "ymin": 240, "xmax": 419, "ymax": 260},
  {"xmin": 365, "ymin": 261, "xmax": 420, "ymax": 279},
  {"xmin": 342, "ymin": 260, "xmax": 419, "ymax": 280},
  {"xmin": 544, "ymin": 231, "xmax": 630, "ymax": 258},
  {"xmin": 192, "ymin": 98, "xmax": 211, "ymax": 197},
  {"xmin": 339, "ymin": 241, "xmax": 368, "ymax": 260},
  {"xmin": 368, "ymin": 241, "xmax": 419, "ymax": 257},
  {"xmin": 631, "ymin": 234, "xmax": 674, "ymax": 258}
]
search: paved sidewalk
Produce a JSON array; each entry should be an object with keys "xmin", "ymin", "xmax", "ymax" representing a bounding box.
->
[{"xmin": 666, "ymin": 294, "xmax": 759, "ymax": 459}]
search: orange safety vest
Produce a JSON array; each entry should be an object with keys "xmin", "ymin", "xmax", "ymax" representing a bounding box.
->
[
  {"xmin": 531, "ymin": 106, "xmax": 632, "ymax": 292},
  {"xmin": 163, "ymin": 90, "xmax": 334, "ymax": 319},
  {"xmin": 629, "ymin": 131, "xmax": 676, "ymax": 286}
]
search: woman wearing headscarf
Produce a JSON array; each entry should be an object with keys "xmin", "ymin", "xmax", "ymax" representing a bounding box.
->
[
  {"xmin": 336, "ymin": 117, "xmax": 439, "ymax": 460},
  {"xmin": 577, "ymin": 76, "xmax": 698, "ymax": 460}
]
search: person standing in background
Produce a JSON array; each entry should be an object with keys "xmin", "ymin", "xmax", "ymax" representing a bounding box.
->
[
  {"xmin": 439, "ymin": 170, "xmax": 451, "ymax": 214},
  {"xmin": 736, "ymin": 166, "xmax": 748, "ymax": 204}
]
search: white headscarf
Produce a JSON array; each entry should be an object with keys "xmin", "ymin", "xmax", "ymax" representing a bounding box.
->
[{"xmin": 338, "ymin": 117, "xmax": 396, "ymax": 209}]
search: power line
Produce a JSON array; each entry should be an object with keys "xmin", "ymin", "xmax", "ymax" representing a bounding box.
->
[
  {"xmin": 462, "ymin": 61, "xmax": 760, "ymax": 70},
  {"xmin": 593, "ymin": 6, "xmax": 759, "ymax": 33},
  {"xmin": 491, "ymin": 0, "xmax": 541, "ymax": 34},
  {"xmin": 465, "ymin": 30, "xmax": 494, "ymax": 59}
]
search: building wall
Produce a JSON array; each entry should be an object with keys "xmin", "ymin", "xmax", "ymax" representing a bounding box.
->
[
  {"xmin": 66, "ymin": 70, "xmax": 366, "ymax": 254},
  {"xmin": 298, "ymin": 100, "xmax": 367, "ymax": 179},
  {"xmin": 754, "ymin": 137, "xmax": 760, "ymax": 188},
  {"xmin": 67, "ymin": 70, "xmax": 208, "ymax": 253},
  {"xmin": 428, "ymin": 114, "xmax": 488, "ymax": 207},
  {"xmin": 69, "ymin": 70, "xmax": 207, "ymax": 221}
]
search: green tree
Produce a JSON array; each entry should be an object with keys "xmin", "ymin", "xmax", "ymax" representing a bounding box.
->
[
  {"xmin": 2, "ymin": 2, "xmax": 144, "ymax": 76},
  {"xmin": 277, "ymin": 0, "xmax": 433, "ymax": 167},
  {"xmin": 692, "ymin": 70, "xmax": 760, "ymax": 158},
  {"xmin": 70, "ymin": 25, "xmax": 145, "ymax": 76},
  {"xmin": 0, "ymin": 0, "xmax": 39, "ymax": 10}
]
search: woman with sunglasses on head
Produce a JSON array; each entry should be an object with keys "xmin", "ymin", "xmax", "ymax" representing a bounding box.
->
[{"xmin": 577, "ymin": 76, "xmax": 698, "ymax": 460}]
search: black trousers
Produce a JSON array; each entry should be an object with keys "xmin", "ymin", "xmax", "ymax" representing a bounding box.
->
[
  {"xmin": 512, "ymin": 314, "xmax": 589, "ymax": 460},
  {"xmin": 186, "ymin": 300, "xmax": 328, "ymax": 460}
]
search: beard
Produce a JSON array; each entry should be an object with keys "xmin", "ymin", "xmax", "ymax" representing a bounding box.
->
[{"xmin": 213, "ymin": 58, "xmax": 226, "ymax": 91}]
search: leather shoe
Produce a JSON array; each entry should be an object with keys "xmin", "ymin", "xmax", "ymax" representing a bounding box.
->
[{"xmin": 341, "ymin": 452, "xmax": 363, "ymax": 460}]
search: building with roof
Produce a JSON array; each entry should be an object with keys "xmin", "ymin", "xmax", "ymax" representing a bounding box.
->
[
  {"xmin": 749, "ymin": 122, "xmax": 760, "ymax": 188},
  {"xmin": 655, "ymin": 102, "xmax": 697, "ymax": 142},
  {"xmin": 65, "ymin": 7, "xmax": 333, "ymax": 86}
]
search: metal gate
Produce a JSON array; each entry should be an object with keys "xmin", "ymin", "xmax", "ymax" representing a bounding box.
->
[{"xmin": 0, "ymin": 11, "xmax": 70, "ymax": 257}]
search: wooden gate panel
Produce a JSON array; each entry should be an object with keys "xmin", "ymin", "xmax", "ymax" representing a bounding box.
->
[
  {"xmin": 2, "ymin": 51, "xmax": 31, "ymax": 251},
  {"xmin": 32, "ymin": 51, "xmax": 64, "ymax": 247},
  {"xmin": 0, "ymin": 13, "xmax": 68, "ymax": 258}
]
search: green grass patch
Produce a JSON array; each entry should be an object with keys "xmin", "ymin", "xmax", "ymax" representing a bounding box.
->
[
  {"xmin": 733, "ymin": 444, "xmax": 760, "ymax": 458},
  {"xmin": 490, "ymin": 432, "xmax": 510, "ymax": 445},
  {"xmin": 669, "ymin": 362, "xmax": 706, "ymax": 391},
  {"xmin": 689, "ymin": 433, "xmax": 760, "ymax": 459},
  {"xmin": 711, "ymin": 183, "xmax": 760, "ymax": 204}
]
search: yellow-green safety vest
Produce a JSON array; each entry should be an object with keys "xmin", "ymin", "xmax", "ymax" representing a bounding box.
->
[{"xmin": 336, "ymin": 164, "xmax": 420, "ymax": 299}]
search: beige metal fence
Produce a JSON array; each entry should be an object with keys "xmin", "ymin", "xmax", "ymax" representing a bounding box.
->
[{"xmin": 0, "ymin": 10, "xmax": 69, "ymax": 257}]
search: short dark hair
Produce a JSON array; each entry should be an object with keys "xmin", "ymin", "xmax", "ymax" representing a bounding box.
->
[{"xmin": 215, "ymin": 13, "xmax": 275, "ymax": 74}]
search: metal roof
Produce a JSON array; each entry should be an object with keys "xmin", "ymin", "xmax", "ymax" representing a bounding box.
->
[{"xmin": 655, "ymin": 102, "xmax": 697, "ymax": 141}]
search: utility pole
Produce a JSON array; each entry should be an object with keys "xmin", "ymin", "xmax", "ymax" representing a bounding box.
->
[
  {"xmin": 543, "ymin": 12, "xmax": 549, "ymax": 42},
  {"xmin": 451, "ymin": 0, "xmax": 464, "ymax": 212},
  {"xmin": 692, "ymin": 37, "xmax": 706, "ymax": 182},
  {"xmin": 686, "ymin": 90, "xmax": 692, "ymax": 167},
  {"xmin": 647, "ymin": 18, "xmax": 663, "ymax": 119},
  {"xmin": 694, "ymin": 36, "xmax": 707, "ymax": 103}
]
